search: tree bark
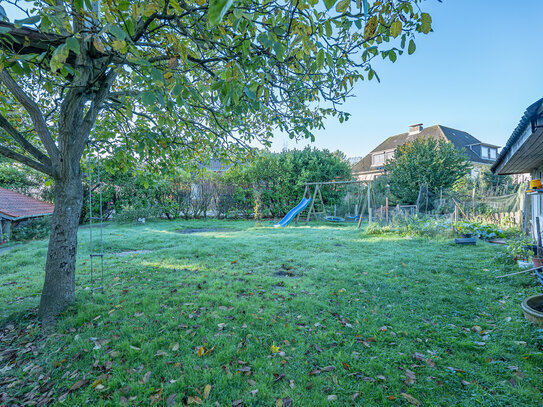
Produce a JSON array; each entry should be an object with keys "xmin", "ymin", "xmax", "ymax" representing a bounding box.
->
[{"xmin": 38, "ymin": 173, "xmax": 83, "ymax": 325}]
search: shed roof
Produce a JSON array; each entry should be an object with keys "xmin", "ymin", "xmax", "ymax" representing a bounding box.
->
[
  {"xmin": 0, "ymin": 187, "xmax": 54, "ymax": 220},
  {"xmin": 492, "ymin": 97, "xmax": 543, "ymax": 174}
]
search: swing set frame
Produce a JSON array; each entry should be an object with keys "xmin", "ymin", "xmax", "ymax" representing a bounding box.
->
[{"xmin": 296, "ymin": 180, "xmax": 371, "ymax": 225}]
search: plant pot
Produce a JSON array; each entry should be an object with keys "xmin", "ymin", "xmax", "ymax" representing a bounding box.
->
[
  {"xmin": 521, "ymin": 294, "xmax": 543, "ymax": 327},
  {"xmin": 533, "ymin": 257, "xmax": 543, "ymax": 268}
]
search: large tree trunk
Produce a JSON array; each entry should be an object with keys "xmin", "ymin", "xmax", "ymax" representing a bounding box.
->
[{"xmin": 38, "ymin": 173, "xmax": 84, "ymax": 324}]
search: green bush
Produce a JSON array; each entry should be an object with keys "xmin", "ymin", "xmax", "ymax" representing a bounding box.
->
[
  {"xmin": 223, "ymin": 147, "xmax": 352, "ymax": 218},
  {"xmin": 11, "ymin": 217, "xmax": 51, "ymax": 241}
]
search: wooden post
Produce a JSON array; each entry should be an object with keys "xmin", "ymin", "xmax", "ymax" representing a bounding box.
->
[
  {"xmin": 0, "ymin": 219, "xmax": 3, "ymax": 242},
  {"xmin": 367, "ymin": 181, "xmax": 372, "ymax": 225},
  {"xmin": 306, "ymin": 185, "xmax": 319, "ymax": 224},
  {"xmin": 536, "ymin": 216, "xmax": 542, "ymax": 258},
  {"xmin": 385, "ymin": 196, "xmax": 389, "ymax": 224},
  {"xmin": 472, "ymin": 187, "xmax": 476, "ymax": 217},
  {"xmin": 357, "ymin": 195, "xmax": 367, "ymax": 229},
  {"xmin": 4, "ymin": 220, "xmax": 11, "ymax": 241},
  {"xmin": 317, "ymin": 185, "xmax": 326, "ymax": 215},
  {"xmin": 296, "ymin": 185, "xmax": 309, "ymax": 224}
]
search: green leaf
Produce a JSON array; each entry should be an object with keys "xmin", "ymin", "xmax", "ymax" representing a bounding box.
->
[
  {"xmin": 50, "ymin": 44, "xmax": 69, "ymax": 73},
  {"xmin": 323, "ymin": 0, "xmax": 336, "ymax": 11},
  {"xmin": 0, "ymin": 27, "xmax": 11, "ymax": 34},
  {"xmin": 73, "ymin": 0, "xmax": 84, "ymax": 12},
  {"xmin": 66, "ymin": 37, "xmax": 80, "ymax": 54},
  {"xmin": 420, "ymin": 12, "xmax": 432, "ymax": 34},
  {"xmin": 390, "ymin": 20, "xmax": 402, "ymax": 38},
  {"xmin": 408, "ymin": 39, "xmax": 416, "ymax": 55},
  {"xmin": 109, "ymin": 24, "xmax": 127, "ymax": 41},
  {"xmin": 316, "ymin": 49, "xmax": 325, "ymax": 70},
  {"xmin": 324, "ymin": 20, "xmax": 332, "ymax": 37},
  {"xmin": 14, "ymin": 15, "xmax": 41, "ymax": 25},
  {"xmin": 364, "ymin": 15, "xmax": 377, "ymax": 39},
  {"xmin": 389, "ymin": 50, "xmax": 396, "ymax": 62},
  {"xmin": 335, "ymin": 0, "xmax": 349, "ymax": 14},
  {"xmin": 208, "ymin": 0, "xmax": 234, "ymax": 27},
  {"xmin": 141, "ymin": 91, "xmax": 156, "ymax": 106}
]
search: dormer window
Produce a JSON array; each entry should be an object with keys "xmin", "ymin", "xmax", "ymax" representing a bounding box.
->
[
  {"xmin": 489, "ymin": 148, "xmax": 496, "ymax": 159},
  {"xmin": 372, "ymin": 152, "xmax": 385, "ymax": 166},
  {"xmin": 372, "ymin": 150, "xmax": 395, "ymax": 167},
  {"xmin": 481, "ymin": 146, "xmax": 497, "ymax": 160}
]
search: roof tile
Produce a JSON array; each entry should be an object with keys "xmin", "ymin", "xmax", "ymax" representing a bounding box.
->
[{"xmin": 0, "ymin": 187, "xmax": 54, "ymax": 220}]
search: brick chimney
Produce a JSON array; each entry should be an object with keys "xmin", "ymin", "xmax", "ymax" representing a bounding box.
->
[{"xmin": 408, "ymin": 123, "xmax": 423, "ymax": 135}]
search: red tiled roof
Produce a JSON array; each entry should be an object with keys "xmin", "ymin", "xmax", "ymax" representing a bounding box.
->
[{"xmin": 0, "ymin": 187, "xmax": 54, "ymax": 220}]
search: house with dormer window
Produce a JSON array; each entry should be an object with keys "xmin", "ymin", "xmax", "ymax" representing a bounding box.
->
[{"xmin": 352, "ymin": 124, "xmax": 500, "ymax": 180}]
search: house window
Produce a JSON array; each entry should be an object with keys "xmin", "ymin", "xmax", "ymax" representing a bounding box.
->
[
  {"xmin": 489, "ymin": 148, "xmax": 497, "ymax": 159},
  {"xmin": 385, "ymin": 151, "xmax": 395, "ymax": 161},
  {"xmin": 481, "ymin": 146, "xmax": 489, "ymax": 158},
  {"xmin": 372, "ymin": 153, "xmax": 385, "ymax": 166}
]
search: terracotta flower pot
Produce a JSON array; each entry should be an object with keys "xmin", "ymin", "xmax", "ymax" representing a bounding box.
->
[{"xmin": 521, "ymin": 294, "xmax": 543, "ymax": 327}]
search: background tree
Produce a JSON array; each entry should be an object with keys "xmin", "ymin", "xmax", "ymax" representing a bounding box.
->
[
  {"xmin": 385, "ymin": 138, "xmax": 470, "ymax": 204},
  {"xmin": 0, "ymin": 0, "xmax": 432, "ymax": 323},
  {"xmin": 224, "ymin": 147, "xmax": 351, "ymax": 217}
]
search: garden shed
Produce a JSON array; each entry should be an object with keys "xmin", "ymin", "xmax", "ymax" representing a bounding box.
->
[
  {"xmin": 492, "ymin": 97, "xmax": 543, "ymax": 237},
  {"xmin": 0, "ymin": 187, "xmax": 54, "ymax": 241}
]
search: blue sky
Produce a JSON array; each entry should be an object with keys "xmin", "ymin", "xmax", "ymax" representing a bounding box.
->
[{"xmin": 273, "ymin": 0, "xmax": 543, "ymax": 158}]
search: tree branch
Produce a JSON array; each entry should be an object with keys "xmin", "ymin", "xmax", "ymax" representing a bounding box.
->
[
  {"xmin": 0, "ymin": 113, "xmax": 52, "ymax": 166},
  {"xmin": 76, "ymin": 69, "xmax": 118, "ymax": 157},
  {"xmin": 0, "ymin": 144, "xmax": 53, "ymax": 176},
  {"xmin": 0, "ymin": 71, "xmax": 59, "ymax": 161}
]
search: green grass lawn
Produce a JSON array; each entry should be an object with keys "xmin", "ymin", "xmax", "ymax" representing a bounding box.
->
[{"xmin": 1, "ymin": 219, "xmax": 542, "ymax": 406}]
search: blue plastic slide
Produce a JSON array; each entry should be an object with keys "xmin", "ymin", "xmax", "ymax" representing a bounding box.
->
[{"xmin": 274, "ymin": 197, "xmax": 312, "ymax": 227}]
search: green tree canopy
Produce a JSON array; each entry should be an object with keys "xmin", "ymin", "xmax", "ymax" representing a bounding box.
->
[
  {"xmin": 385, "ymin": 138, "xmax": 470, "ymax": 204},
  {"xmin": 0, "ymin": 0, "xmax": 432, "ymax": 322}
]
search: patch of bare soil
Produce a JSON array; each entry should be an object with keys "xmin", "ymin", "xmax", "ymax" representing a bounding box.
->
[
  {"xmin": 175, "ymin": 228, "xmax": 236, "ymax": 234},
  {"xmin": 116, "ymin": 250, "xmax": 152, "ymax": 256}
]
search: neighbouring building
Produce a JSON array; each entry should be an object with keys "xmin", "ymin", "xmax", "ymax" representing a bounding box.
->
[
  {"xmin": 352, "ymin": 124, "xmax": 500, "ymax": 180},
  {"xmin": 492, "ymin": 97, "xmax": 543, "ymax": 237},
  {"xmin": 0, "ymin": 187, "xmax": 54, "ymax": 241}
]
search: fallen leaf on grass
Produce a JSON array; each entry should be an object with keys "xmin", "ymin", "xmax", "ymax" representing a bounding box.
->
[
  {"xmin": 342, "ymin": 362, "xmax": 351, "ymax": 371},
  {"xmin": 69, "ymin": 379, "xmax": 88, "ymax": 392},
  {"xmin": 166, "ymin": 394, "xmax": 178, "ymax": 406},
  {"xmin": 404, "ymin": 369, "xmax": 416, "ymax": 386},
  {"xmin": 171, "ymin": 343, "xmax": 179, "ymax": 351},
  {"xmin": 401, "ymin": 392, "xmax": 421, "ymax": 406},
  {"xmin": 141, "ymin": 371, "xmax": 152, "ymax": 384},
  {"xmin": 282, "ymin": 397, "xmax": 293, "ymax": 407},
  {"xmin": 413, "ymin": 352, "xmax": 425, "ymax": 361},
  {"xmin": 273, "ymin": 373, "xmax": 285, "ymax": 383},
  {"xmin": 187, "ymin": 395, "xmax": 203, "ymax": 404},
  {"xmin": 232, "ymin": 400, "xmax": 243, "ymax": 406},
  {"xmin": 321, "ymin": 365, "xmax": 335, "ymax": 372},
  {"xmin": 352, "ymin": 392, "xmax": 360, "ymax": 400},
  {"xmin": 204, "ymin": 384, "xmax": 211, "ymax": 399},
  {"xmin": 327, "ymin": 395, "xmax": 337, "ymax": 401}
]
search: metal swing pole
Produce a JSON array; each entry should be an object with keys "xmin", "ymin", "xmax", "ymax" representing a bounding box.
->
[{"xmin": 88, "ymin": 141, "xmax": 104, "ymax": 295}]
